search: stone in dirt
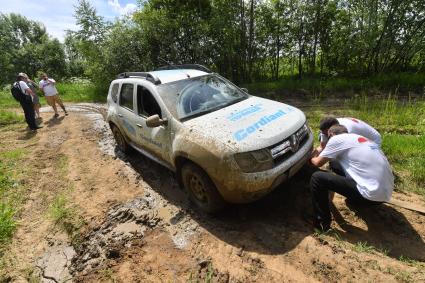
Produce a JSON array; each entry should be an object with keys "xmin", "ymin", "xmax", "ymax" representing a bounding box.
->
[{"xmin": 37, "ymin": 244, "xmax": 76, "ymax": 283}]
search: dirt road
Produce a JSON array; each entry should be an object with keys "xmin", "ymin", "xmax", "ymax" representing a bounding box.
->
[{"xmin": 2, "ymin": 104, "xmax": 425, "ymax": 282}]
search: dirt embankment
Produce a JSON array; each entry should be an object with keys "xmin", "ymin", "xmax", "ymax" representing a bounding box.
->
[{"xmin": 1, "ymin": 104, "xmax": 425, "ymax": 282}]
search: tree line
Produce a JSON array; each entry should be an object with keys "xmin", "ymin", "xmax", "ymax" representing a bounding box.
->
[{"xmin": 1, "ymin": 0, "xmax": 424, "ymax": 87}]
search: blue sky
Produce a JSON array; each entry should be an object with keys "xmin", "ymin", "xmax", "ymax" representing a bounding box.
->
[{"xmin": 0, "ymin": 0, "xmax": 138, "ymax": 41}]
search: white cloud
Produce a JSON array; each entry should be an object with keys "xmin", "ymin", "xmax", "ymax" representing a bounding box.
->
[{"xmin": 107, "ymin": 0, "xmax": 137, "ymax": 16}]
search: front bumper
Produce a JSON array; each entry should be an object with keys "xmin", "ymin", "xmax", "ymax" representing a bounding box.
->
[{"xmin": 213, "ymin": 130, "xmax": 314, "ymax": 203}]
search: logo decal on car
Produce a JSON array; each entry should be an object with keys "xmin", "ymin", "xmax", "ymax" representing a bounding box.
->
[
  {"xmin": 233, "ymin": 109, "xmax": 288, "ymax": 141},
  {"xmin": 227, "ymin": 104, "xmax": 262, "ymax": 121}
]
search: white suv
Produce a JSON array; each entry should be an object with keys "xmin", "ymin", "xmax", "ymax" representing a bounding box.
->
[{"xmin": 107, "ymin": 65, "xmax": 313, "ymax": 213}]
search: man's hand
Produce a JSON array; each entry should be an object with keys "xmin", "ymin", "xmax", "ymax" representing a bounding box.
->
[{"xmin": 310, "ymin": 155, "xmax": 329, "ymax": 168}]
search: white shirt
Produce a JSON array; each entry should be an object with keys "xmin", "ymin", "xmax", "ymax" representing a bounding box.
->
[
  {"xmin": 15, "ymin": 81, "xmax": 30, "ymax": 95},
  {"xmin": 320, "ymin": 118, "xmax": 381, "ymax": 146},
  {"xmin": 39, "ymin": 78, "xmax": 58, "ymax": 96},
  {"xmin": 320, "ymin": 133, "xmax": 394, "ymax": 202}
]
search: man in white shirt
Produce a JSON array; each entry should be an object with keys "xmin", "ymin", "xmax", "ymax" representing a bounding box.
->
[
  {"xmin": 309, "ymin": 125, "xmax": 394, "ymax": 231},
  {"xmin": 39, "ymin": 72, "xmax": 68, "ymax": 118},
  {"xmin": 14, "ymin": 74, "xmax": 42, "ymax": 131},
  {"xmin": 315, "ymin": 116, "xmax": 382, "ymax": 177}
]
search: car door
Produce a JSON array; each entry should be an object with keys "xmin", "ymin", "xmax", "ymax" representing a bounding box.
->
[
  {"xmin": 117, "ymin": 82, "xmax": 138, "ymax": 142},
  {"xmin": 134, "ymin": 84, "xmax": 172, "ymax": 165}
]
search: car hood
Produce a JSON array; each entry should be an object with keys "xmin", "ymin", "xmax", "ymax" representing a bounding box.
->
[{"xmin": 183, "ymin": 96, "xmax": 306, "ymax": 152}]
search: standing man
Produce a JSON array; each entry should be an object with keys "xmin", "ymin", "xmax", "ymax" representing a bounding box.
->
[
  {"xmin": 21, "ymin": 73, "xmax": 41, "ymax": 119},
  {"xmin": 39, "ymin": 72, "xmax": 68, "ymax": 118},
  {"xmin": 13, "ymin": 74, "xmax": 42, "ymax": 131},
  {"xmin": 309, "ymin": 125, "xmax": 393, "ymax": 231}
]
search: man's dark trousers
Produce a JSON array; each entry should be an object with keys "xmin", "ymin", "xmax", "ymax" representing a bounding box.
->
[
  {"xmin": 310, "ymin": 171, "xmax": 379, "ymax": 226},
  {"xmin": 19, "ymin": 100, "xmax": 37, "ymax": 130}
]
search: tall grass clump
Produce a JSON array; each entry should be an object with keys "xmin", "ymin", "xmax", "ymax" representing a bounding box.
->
[
  {"xmin": 349, "ymin": 94, "xmax": 425, "ymax": 135},
  {"xmin": 0, "ymin": 149, "xmax": 28, "ymax": 245},
  {"xmin": 0, "ymin": 109, "xmax": 23, "ymax": 126}
]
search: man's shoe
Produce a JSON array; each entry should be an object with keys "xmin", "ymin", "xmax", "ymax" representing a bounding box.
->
[{"xmin": 303, "ymin": 213, "xmax": 331, "ymax": 232}]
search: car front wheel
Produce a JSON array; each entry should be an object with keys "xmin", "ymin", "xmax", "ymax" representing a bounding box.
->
[
  {"xmin": 111, "ymin": 125, "xmax": 130, "ymax": 153},
  {"xmin": 181, "ymin": 163, "xmax": 226, "ymax": 213}
]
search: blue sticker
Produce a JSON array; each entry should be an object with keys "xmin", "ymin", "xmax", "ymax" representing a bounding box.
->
[
  {"xmin": 233, "ymin": 109, "xmax": 287, "ymax": 141},
  {"xmin": 122, "ymin": 120, "xmax": 136, "ymax": 135},
  {"xmin": 228, "ymin": 104, "xmax": 262, "ymax": 121}
]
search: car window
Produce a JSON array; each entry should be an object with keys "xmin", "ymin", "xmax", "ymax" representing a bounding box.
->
[
  {"xmin": 119, "ymin": 83, "xmax": 134, "ymax": 111},
  {"xmin": 111, "ymin": 83, "xmax": 119, "ymax": 103},
  {"xmin": 137, "ymin": 85, "xmax": 162, "ymax": 118}
]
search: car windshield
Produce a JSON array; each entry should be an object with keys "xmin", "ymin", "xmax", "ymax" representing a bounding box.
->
[{"xmin": 156, "ymin": 74, "xmax": 248, "ymax": 121}]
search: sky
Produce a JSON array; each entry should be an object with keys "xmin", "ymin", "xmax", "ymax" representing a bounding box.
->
[{"xmin": 0, "ymin": 0, "xmax": 138, "ymax": 41}]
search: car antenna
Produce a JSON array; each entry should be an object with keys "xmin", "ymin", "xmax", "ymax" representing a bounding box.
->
[{"xmin": 158, "ymin": 57, "xmax": 177, "ymax": 69}]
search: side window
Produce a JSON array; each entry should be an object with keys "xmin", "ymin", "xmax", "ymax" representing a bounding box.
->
[
  {"xmin": 137, "ymin": 85, "xmax": 162, "ymax": 118},
  {"xmin": 111, "ymin": 83, "xmax": 119, "ymax": 103},
  {"xmin": 119, "ymin": 83, "xmax": 134, "ymax": 111}
]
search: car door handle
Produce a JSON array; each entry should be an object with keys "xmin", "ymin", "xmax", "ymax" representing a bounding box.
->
[
  {"xmin": 118, "ymin": 114, "xmax": 123, "ymax": 117},
  {"xmin": 136, "ymin": 124, "xmax": 143, "ymax": 128}
]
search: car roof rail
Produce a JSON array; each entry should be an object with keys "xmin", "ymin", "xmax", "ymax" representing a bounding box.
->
[
  {"xmin": 116, "ymin": 72, "xmax": 161, "ymax": 85},
  {"xmin": 156, "ymin": 64, "xmax": 212, "ymax": 73}
]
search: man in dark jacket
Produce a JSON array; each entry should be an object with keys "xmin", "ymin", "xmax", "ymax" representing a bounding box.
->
[{"xmin": 14, "ymin": 74, "xmax": 42, "ymax": 131}]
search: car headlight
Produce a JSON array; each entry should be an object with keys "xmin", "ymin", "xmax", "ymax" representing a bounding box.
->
[{"xmin": 234, "ymin": 149, "xmax": 274, "ymax": 173}]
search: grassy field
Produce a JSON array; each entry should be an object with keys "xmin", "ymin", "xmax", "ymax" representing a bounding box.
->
[
  {"xmin": 0, "ymin": 143, "xmax": 31, "ymax": 247},
  {"xmin": 244, "ymin": 72, "xmax": 425, "ymax": 94}
]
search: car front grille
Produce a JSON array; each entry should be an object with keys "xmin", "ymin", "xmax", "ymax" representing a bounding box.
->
[{"xmin": 269, "ymin": 124, "xmax": 309, "ymax": 165}]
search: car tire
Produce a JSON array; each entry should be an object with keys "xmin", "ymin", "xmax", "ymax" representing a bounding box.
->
[
  {"xmin": 181, "ymin": 163, "xmax": 226, "ymax": 214},
  {"xmin": 111, "ymin": 125, "xmax": 130, "ymax": 154}
]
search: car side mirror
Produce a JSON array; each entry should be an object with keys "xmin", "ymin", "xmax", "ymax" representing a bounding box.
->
[
  {"xmin": 146, "ymin": 114, "xmax": 167, "ymax": 127},
  {"xmin": 241, "ymin": 87, "xmax": 249, "ymax": 93}
]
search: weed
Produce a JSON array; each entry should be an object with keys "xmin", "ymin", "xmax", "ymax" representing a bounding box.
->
[
  {"xmin": 48, "ymin": 195, "xmax": 72, "ymax": 223},
  {"xmin": 353, "ymin": 241, "xmax": 375, "ymax": 253},
  {"xmin": 398, "ymin": 255, "xmax": 423, "ymax": 267},
  {"xmin": 205, "ymin": 262, "xmax": 214, "ymax": 283},
  {"xmin": 99, "ymin": 267, "xmax": 117, "ymax": 283},
  {"xmin": 0, "ymin": 109, "xmax": 23, "ymax": 126},
  {"xmin": 395, "ymin": 271, "xmax": 413, "ymax": 283},
  {"xmin": 0, "ymin": 203, "xmax": 16, "ymax": 244},
  {"xmin": 48, "ymin": 195, "xmax": 84, "ymax": 239}
]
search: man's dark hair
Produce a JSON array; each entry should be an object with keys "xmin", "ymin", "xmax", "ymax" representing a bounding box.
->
[
  {"xmin": 328, "ymin": 125, "xmax": 348, "ymax": 136},
  {"xmin": 319, "ymin": 117, "xmax": 339, "ymax": 131}
]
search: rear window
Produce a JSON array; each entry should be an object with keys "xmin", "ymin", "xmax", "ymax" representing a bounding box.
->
[
  {"xmin": 111, "ymin": 83, "xmax": 119, "ymax": 103},
  {"xmin": 119, "ymin": 83, "xmax": 134, "ymax": 111}
]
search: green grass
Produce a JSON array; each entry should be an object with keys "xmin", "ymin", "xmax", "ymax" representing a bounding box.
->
[
  {"xmin": 0, "ymin": 81, "xmax": 106, "ymax": 109},
  {"xmin": 48, "ymin": 194, "xmax": 84, "ymax": 242},
  {"xmin": 353, "ymin": 241, "xmax": 375, "ymax": 253},
  {"xmin": 0, "ymin": 109, "xmax": 23, "ymax": 126},
  {"xmin": 0, "ymin": 148, "xmax": 29, "ymax": 246}
]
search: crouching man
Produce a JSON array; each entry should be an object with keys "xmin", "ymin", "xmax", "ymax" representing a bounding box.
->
[{"xmin": 309, "ymin": 125, "xmax": 394, "ymax": 231}]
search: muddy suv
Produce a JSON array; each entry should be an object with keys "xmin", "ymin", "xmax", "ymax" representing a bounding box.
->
[{"xmin": 107, "ymin": 65, "xmax": 313, "ymax": 213}]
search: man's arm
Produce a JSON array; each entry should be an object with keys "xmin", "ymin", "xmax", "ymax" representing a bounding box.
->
[
  {"xmin": 310, "ymin": 155, "xmax": 330, "ymax": 167},
  {"xmin": 25, "ymin": 88, "xmax": 35, "ymax": 96}
]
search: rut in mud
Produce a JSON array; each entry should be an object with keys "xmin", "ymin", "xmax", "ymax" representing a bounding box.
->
[{"xmin": 1, "ymin": 103, "xmax": 425, "ymax": 282}]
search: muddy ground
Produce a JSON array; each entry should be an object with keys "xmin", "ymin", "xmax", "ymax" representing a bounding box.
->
[{"xmin": 1, "ymin": 103, "xmax": 425, "ymax": 282}]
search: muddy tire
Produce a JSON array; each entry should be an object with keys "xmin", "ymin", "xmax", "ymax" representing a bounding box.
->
[
  {"xmin": 181, "ymin": 163, "xmax": 226, "ymax": 214},
  {"xmin": 111, "ymin": 125, "xmax": 130, "ymax": 154}
]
